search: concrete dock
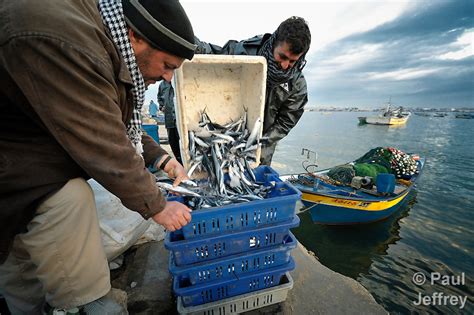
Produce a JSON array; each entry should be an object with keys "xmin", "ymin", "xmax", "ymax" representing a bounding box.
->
[{"xmin": 0, "ymin": 238, "xmax": 387, "ymax": 314}]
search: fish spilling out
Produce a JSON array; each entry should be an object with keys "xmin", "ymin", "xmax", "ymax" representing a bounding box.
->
[{"xmin": 156, "ymin": 110, "xmax": 273, "ymax": 209}]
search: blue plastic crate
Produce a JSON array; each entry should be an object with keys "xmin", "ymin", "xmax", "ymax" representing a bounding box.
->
[
  {"xmin": 143, "ymin": 124, "xmax": 159, "ymax": 143},
  {"xmin": 252, "ymin": 165, "xmax": 281, "ymax": 182},
  {"xmin": 173, "ymin": 257, "xmax": 295, "ymax": 307},
  {"xmin": 176, "ymin": 273, "xmax": 294, "ymax": 315},
  {"xmin": 165, "ymin": 216, "xmax": 299, "ymax": 266},
  {"xmin": 169, "ymin": 166, "xmax": 301, "ymax": 240},
  {"xmin": 169, "ymin": 232, "xmax": 297, "ymax": 286}
]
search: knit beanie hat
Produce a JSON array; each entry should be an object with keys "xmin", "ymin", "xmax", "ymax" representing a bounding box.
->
[{"xmin": 122, "ymin": 0, "xmax": 196, "ymax": 60}]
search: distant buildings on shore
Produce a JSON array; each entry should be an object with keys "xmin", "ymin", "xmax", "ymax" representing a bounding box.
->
[{"xmin": 305, "ymin": 106, "xmax": 474, "ymax": 113}]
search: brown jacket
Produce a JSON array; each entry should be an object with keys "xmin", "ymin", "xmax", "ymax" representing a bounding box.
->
[{"xmin": 0, "ymin": 0, "xmax": 168, "ymax": 262}]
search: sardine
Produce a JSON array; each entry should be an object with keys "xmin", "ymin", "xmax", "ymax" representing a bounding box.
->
[
  {"xmin": 211, "ymin": 138, "xmax": 228, "ymax": 144},
  {"xmin": 213, "ymin": 133, "xmax": 235, "ymax": 143},
  {"xmin": 244, "ymin": 144, "xmax": 259, "ymax": 153},
  {"xmin": 246, "ymin": 117, "xmax": 262, "ymax": 149},
  {"xmin": 194, "ymin": 136, "xmax": 210, "ymax": 148},
  {"xmin": 244, "ymin": 158, "xmax": 257, "ymax": 182},
  {"xmin": 156, "ymin": 182, "xmax": 201, "ymax": 197},
  {"xmin": 189, "ymin": 130, "xmax": 196, "ymax": 160},
  {"xmin": 194, "ymin": 129, "xmax": 214, "ymax": 138},
  {"xmin": 181, "ymin": 179, "xmax": 198, "ymax": 187},
  {"xmin": 214, "ymin": 143, "xmax": 222, "ymax": 160}
]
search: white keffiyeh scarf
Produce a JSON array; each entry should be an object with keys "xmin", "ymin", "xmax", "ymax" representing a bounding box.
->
[{"xmin": 98, "ymin": 0, "xmax": 146, "ymax": 155}]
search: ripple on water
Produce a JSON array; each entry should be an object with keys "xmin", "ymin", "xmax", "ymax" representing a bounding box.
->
[
  {"xmin": 360, "ymin": 253, "xmax": 474, "ymax": 314},
  {"xmin": 274, "ymin": 112, "xmax": 474, "ymax": 313}
]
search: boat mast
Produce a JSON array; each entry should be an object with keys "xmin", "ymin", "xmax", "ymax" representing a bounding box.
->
[{"xmin": 387, "ymin": 96, "xmax": 392, "ymax": 112}]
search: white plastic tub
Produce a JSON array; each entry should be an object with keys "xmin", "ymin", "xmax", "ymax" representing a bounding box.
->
[{"xmin": 174, "ymin": 55, "xmax": 267, "ymax": 171}]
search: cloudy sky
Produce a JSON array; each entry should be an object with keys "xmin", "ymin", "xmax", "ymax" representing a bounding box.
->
[{"xmin": 146, "ymin": 0, "xmax": 473, "ymax": 109}]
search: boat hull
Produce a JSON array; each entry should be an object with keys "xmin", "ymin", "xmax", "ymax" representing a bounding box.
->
[
  {"xmin": 364, "ymin": 116, "xmax": 409, "ymax": 125},
  {"xmin": 455, "ymin": 114, "xmax": 474, "ymax": 119},
  {"xmin": 300, "ymin": 190, "xmax": 410, "ymax": 225}
]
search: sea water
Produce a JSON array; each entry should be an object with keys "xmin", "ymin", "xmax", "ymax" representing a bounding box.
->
[{"xmin": 272, "ymin": 111, "xmax": 474, "ymax": 313}]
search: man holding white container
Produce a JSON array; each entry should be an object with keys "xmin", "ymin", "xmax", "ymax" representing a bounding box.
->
[{"xmin": 195, "ymin": 17, "xmax": 311, "ymax": 165}]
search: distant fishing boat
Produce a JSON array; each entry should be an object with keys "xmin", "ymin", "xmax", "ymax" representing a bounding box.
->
[
  {"xmin": 433, "ymin": 113, "xmax": 448, "ymax": 118},
  {"xmin": 281, "ymin": 148, "xmax": 424, "ymax": 225},
  {"xmin": 358, "ymin": 98, "xmax": 410, "ymax": 125},
  {"xmin": 414, "ymin": 112, "xmax": 431, "ymax": 117},
  {"xmin": 455, "ymin": 113, "xmax": 474, "ymax": 119}
]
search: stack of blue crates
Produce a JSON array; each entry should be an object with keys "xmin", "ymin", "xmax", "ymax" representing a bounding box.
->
[{"xmin": 164, "ymin": 166, "xmax": 301, "ymax": 310}]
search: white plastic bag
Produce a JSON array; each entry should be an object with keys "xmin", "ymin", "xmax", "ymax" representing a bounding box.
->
[{"xmin": 88, "ymin": 179, "xmax": 166, "ymax": 261}]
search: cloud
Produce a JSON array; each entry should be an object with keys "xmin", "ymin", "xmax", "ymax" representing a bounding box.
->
[
  {"xmin": 366, "ymin": 68, "xmax": 442, "ymax": 81},
  {"xmin": 180, "ymin": 0, "xmax": 412, "ymax": 53},
  {"xmin": 306, "ymin": 0, "xmax": 474, "ymax": 108},
  {"xmin": 438, "ymin": 29, "xmax": 474, "ymax": 60}
]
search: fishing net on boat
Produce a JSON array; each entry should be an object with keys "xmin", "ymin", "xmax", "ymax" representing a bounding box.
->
[
  {"xmin": 326, "ymin": 147, "xmax": 417, "ymax": 185},
  {"xmin": 327, "ymin": 164, "xmax": 355, "ymax": 185},
  {"xmin": 353, "ymin": 163, "xmax": 390, "ymax": 182},
  {"xmin": 386, "ymin": 147, "xmax": 418, "ymax": 178},
  {"xmin": 354, "ymin": 147, "xmax": 392, "ymax": 170},
  {"xmin": 354, "ymin": 147, "xmax": 417, "ymax": 178}
]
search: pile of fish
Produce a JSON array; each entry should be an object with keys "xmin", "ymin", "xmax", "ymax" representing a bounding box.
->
[{"xmin": 156, "ymin": 110, "xmax": 274, "ymax": 210}]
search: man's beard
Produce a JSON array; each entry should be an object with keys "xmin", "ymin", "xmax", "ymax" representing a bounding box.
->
[{"xmin": 135, "ymin": 47, "xmax": 163, "ymax": 86}]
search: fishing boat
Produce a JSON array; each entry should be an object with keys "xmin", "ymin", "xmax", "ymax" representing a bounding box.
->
[
  {"xmin": 414, "ymin": 112, "xmax": 431, "ymax": 117},
  {"xmin": 358, "ymin": 99, "xmax": 410, "ymax": 125},
  {"xmin": 280, "ymin": 149, "xmax": 424, "ymax": 225},
  {"xmin": 455, "ymin": 113, "xmax": 474, "ymax": 119}
]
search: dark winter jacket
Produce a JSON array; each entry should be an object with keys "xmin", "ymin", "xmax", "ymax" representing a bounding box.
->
[
  {"xmin": 157, "ymin": 81, "xmax": 176, "ymax": 129},
  {"xmin": 195, "ymin": 34, "xmax": 308, "ymax": 165},
  {"xmin": 0, "ymin": 0, "xmax": 168, "ymax": 263}
]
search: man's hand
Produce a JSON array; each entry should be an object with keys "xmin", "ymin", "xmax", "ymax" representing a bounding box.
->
[
  {"xmin": 152, "ymin": 201, "xmax": 192, "ymax": 231},
  {"xmin": 158, "ymin": 155, "xmax": 189, "ymax": 186}
]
